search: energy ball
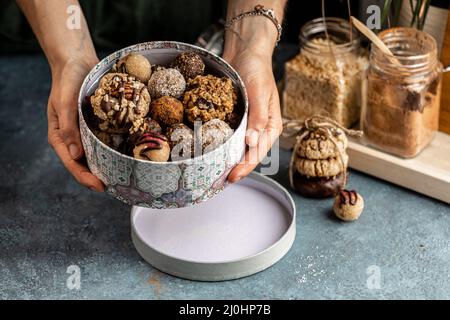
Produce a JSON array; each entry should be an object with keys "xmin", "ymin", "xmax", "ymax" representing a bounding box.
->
[
  {"xmin": 333, "ymin": 189, "xmax": 364, "ymax": 221},
  {"xmin": 148, "ymin": 68, "xmax": 186, "ymax": 99},
  {"xmin": 149, "ymin": 96, "xmax": 184, "ymax": 128},
  {"xmin": 128, "ymin": 117, "xmax": 162, "ymax": 152},
  {"xmin": 183, "ymin": 75, "xmax": 237, "ymax": 124},
  {"xmin": 166, "ymin": 123, "xmax": 194, "ymax": 160},
  {"xmin": 112, "ymin": 53, "xmax": 152, "ymax": 83},
  {"xmin": 90, "ymin": 73, "xmax": 150, "ymax": 133},
  {"xmin": 172, "ymin": 51, "xmax": 205, "ymax": 79},
  {"xmin": 200, "ymin": 119, "xmax": 233, "ymax": 153},
  {"xmin": 93, "ymin": 129, "xmax": 126, "ymax": 152},
  {"xmin": 132, "ymin": 132, "xmax": 170, "ymax": 162}
]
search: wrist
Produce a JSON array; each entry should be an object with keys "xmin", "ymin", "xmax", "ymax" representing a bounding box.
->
[
  {"xmin": 223, "ymin": 17, "xmax": 276, "ymax": 61},
  {"xmin": 50, "ymin": 51, "xmax": 98, "ymax": 76}
]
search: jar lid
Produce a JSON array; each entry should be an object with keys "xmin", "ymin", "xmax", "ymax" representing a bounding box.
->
[{"xmin": 131, "ymin": 172, "xmax": 296, "ymax": 281}]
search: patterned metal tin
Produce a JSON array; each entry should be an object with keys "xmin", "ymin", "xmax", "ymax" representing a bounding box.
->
[{"xmin": 78, "ymin": 41, "xmax": 248, "ymax": 209}]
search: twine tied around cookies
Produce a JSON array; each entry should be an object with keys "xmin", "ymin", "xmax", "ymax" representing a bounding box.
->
[{"xmin": 283, "ymin": 115, "xmax": 363, "ymax": 189}]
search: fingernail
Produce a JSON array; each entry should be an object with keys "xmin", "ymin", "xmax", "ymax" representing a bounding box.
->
[{"xmin": 69, "ymin": 144, "xmax": 80, "ymax": 159}]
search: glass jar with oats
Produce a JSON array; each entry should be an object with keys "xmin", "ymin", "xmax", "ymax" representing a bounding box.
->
[
  {"xmin": 361, "ymin": 28, "xmax": 442, "ymax": 158},
  {"xmin": 283, "ymin": 17, "xmax": 368, "ymax": 128}
]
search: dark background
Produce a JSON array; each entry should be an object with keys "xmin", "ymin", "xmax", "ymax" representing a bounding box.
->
[{"xmin": 0, "ymin": 0, "xmax": 364, "ymax": 54}]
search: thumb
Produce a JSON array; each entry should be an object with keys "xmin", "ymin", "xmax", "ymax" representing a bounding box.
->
[
  {"xmin": 57, "ymin": 95, "xmax": 84, "ymax": 160},
  {"xmin": 245, "ymin": 78, "xmax": 270, "ymax": 147}
]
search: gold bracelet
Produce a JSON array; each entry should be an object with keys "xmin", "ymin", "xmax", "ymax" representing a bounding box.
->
[{"xmin": 224, "ymin": 5, "xmax": 283, "ymax": 45}]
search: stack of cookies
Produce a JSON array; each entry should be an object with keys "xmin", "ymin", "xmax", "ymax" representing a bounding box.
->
[{"xmin": 286, "ymin": 116, "xmax": 358, "ymax": 198}]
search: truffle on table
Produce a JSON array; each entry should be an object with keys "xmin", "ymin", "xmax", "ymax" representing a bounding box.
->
[
  {"xmin": 333, "ymin": 189, "xmax": 364, "ymax": 221},
  {"xmin": 172, "ymin": 51, "xmax": 205, "ymax": 80},
  {"xmin": 148, "ymin": 68, "xmax": 186, "ymax": 99},
  {"xmin": 112, "ymin": 53, "xmax": 152, "ymax": 83},
  {"xmin": 183, "ymin": 75, "xmax": 237, "ymax": 124},
  {"xmin": 149, "ymin": 96, "xmax": 184, "ymax": 128},
  {"xmin": 90, "ymin": 73, "xmax": 150, "ymax": 133}
]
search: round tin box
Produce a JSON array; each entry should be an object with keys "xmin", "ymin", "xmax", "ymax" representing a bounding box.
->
[{"xmin": 78, "ymin": 42, "xmax": 248, "ymax": 209}]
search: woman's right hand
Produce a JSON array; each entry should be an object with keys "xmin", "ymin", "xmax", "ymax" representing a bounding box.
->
[{"xmin": 47, "ymin": 57, "xmax": 105, "ymax": 192}]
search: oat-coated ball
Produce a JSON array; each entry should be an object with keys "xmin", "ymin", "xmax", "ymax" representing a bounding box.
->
[
  {"xmin": 200, "ymin": 119, "xmax": 233, "ymax": 153},
  {"xmin": 166, "ymin": 123, "xmax": 195, "ymax": 160},
  {"xmin": 172, "ymin": 51, "xmax": 205, "ymax": 80},
  {"xmin": 149, "ymin": 96, "xmax": 184, "ymax": 128},
  {"xmin": 333, "ymin": 189, "xmax": 364, "ymax": 221},
  {"xmin": 183, "ymin": 75, "xmax": 237, "ymax": 124},
  {"xmin": 90, "ymin": 73, "xmax": 150, "ymax": 133},
  {"xmin": 148, "ymin": 68, "xmax": 186, "ymax": 99},
  {"xmin": 112, "ymin": 53, "xmax": 152, "ymax": 83}
]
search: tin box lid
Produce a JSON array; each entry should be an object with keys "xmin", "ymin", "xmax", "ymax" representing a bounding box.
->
[{"xmin": 131, "ymin": 172, "xmax": 296, "ymax": 281}]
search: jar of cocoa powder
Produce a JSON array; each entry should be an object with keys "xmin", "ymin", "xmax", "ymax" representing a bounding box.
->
[
  {"xmin": 284, "ymin": 17, "xmax": 368, "ymax": 128},
  {"xmin": 361, "ymin": 28, "xmax": 442, "ymax": 158}
]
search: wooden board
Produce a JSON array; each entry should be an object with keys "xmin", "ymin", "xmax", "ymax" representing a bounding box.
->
[
  {"xmin": 279, "ymin": 131, "xmax": 450, "ymax": 204},
  {"xmin": 347, "ymin": 132, "xmax": 450, "ymax": 204},
  {"xmin": 439, "ymin": 8, "xmax": 450, "ymax": 134}
]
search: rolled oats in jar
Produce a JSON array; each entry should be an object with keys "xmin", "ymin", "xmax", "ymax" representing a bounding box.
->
[
  {"xmin": 284, "ymin": 17, "xmax": 368, "ymax": 128},
  {"xmin": 361, "ymin": 28, "xmax": 442, "ymax": 158}
]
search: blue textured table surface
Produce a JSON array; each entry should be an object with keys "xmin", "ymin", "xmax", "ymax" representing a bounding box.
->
[{"xmin": 0, "ymin": 55, "xmax": 449, "ymax": 300}]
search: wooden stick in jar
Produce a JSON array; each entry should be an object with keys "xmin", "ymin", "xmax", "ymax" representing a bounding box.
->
[{"xmin": 350, "ymin": 16, "xmax": 403, "ymax": 66}]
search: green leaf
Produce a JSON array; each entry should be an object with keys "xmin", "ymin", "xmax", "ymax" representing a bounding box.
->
[{"xmin": 381, "ymin": 0, "xmax": 393, "ymax": 27}]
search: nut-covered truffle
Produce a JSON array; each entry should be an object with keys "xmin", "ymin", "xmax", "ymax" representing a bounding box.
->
[
  {"xmin": 149, "ymin": 96, "xmax": 184, "ymax": 128},
  {"xmin": 128, "ymin": 117, "xmax": 162, "ymax": 150},
  {"xmin": 166, "ymin": 123, "xmax": 194, "ymax": 160},
  {"xmin": 183, "ymin": 75, "xmax": 237, "ymax": 124},
  {"xmin": 90, "ymin": 73, "xmax": 150, "ymax": 132},
  {"xmin": 172, "ymin": 51, "xmax": 205, "ymax": 79},
  {"xmin": 333, "ymin": 189, "xmax": 364, "ymax": 221},
  {"xmin": 132, "ymin": 132, "xmax": 170, "ymax": 162},
  {"xmin": 148, "ymin": 68, "xmax": 186, "ymax": 99},
  {"xmin": 112, "ymin": 53, "xmax": 152, "ymax": 83},
  {"xmin": 200, "ymin": 119, "xmax": 233, "ymax": 153}
]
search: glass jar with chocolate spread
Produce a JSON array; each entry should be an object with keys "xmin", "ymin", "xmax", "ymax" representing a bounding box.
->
[{"xmin": 361, "ymin": 27, "xmax": 442, "ymax": 158}]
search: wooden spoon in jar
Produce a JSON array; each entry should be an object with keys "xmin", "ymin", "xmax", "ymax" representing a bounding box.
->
[{"xmin": 350, "ymin": 16, "xmax": 403, "ymax": 67}]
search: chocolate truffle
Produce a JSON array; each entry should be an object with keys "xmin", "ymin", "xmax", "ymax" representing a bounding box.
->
[
  {"xmin": 90, "ymin": 73, "xmax": 150, "ymax": 132},
  {"xmin": 333, "ymin": 189, "xmax": 364, "ymax": 221},
  {"xmin": 292, "ymin": 171, "xmax": 346, "ymax": 198},
  {"xmin": 149, "ymin": 96, "xmax": 184, "ymax": 128},
  {"xmin": 148, "ymin": 68, "xmax": 186, "ymax": 99},
  {"xmin": 166, "ymin": 123, "xmax": 194, "ymax": 160},
  {"xmin": 112, "ymin": 53, "xmax": 152, "ymax": 83},
  {"xmin": 132, "ymin": 132, "xmax": 170, "ymax": 162},
  {"xmin": 225, "ymin": 112, "xmax": 241, "ymax": 129},
  {"xmin": 93, "ymin": 129, "xmax": 126, "ymax": 152},
  {"xmin": 200, "ymin": 119, "xmax": 233, "ymax": 153},
  {"xmin": 183, "ymin": 75, "xmax": 237, "ymax": 124},
  {"xmin": 172, "ymin": 51, "xmax": 205, "ymax": 79}
]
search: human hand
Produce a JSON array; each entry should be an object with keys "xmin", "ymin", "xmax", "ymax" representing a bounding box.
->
[
  {"xmin": 48, "ymin": 58, "xmax": 105, "ymax": 192},
  {"xmin": 223, "ymin": 49, "xmax": 283, "ymax": 183}
]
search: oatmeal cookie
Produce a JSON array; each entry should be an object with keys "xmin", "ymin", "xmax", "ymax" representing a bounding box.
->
[
  {"xmin": 183, "ymin": 75, "xmax": 237, "ymax": 124},
  {"xmin": 296, "ymin": 128, "xmax": 348, "ymax": 160},
  {"xmin": 295, "ymin": 154, "xmax": 348, "ymax": 178}
]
